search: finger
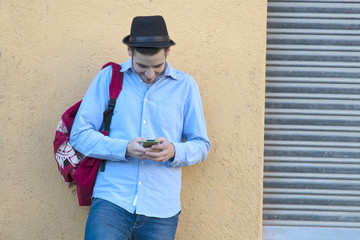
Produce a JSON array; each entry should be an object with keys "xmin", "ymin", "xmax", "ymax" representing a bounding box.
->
[
  {"xmin": 145, "ymin": 150, "xmax": 163, "ymax": 157},
  {"xmin": 151, "ymin": 140, "xmax": 169, "ymax": 150},
  {"xmin": 155, "ymin": 137, "xmax": 166, "ymax": 143},
  {"xmin": 145, "ymin": 150, "xmax": 170, "ymax": 162},
  {"xmin": 151, "ymin": 144, "xmax": 164, "ymax": 151},
  {"xmin": 135, "ymin": 137, "xmax": 146, "ymax": 144},
  {"xmin": 145, "ymin": 154, "xmax": 160, "ymax": 162},
  {"xmin": 147, "ymin": 156, "xmax": 167, "ymax": 162}
]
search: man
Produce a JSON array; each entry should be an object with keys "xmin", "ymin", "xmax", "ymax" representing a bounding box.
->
[{"xmin": 70, "ymin": 15, "xmax": 210, "ymax": 240}]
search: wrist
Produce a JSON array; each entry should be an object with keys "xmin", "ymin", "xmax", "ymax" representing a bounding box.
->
[{"xmin": 170, "ymin": 142, "xmax": 176, "ymax": 159}]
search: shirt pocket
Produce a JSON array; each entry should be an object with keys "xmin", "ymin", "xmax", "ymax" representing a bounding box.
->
[{"xmin": 156, "ymin": 103, "xmax": 183, "ymax": 131}]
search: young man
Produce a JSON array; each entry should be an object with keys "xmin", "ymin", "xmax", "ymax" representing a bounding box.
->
[{"xmin": 70, "ymin": 15, "xmax": 210, "ymax": 240}]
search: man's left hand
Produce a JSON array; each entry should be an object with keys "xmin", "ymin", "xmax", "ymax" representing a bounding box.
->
[{"xmin": 144, "ymin": 137, "xmax": 175, "ymax": 163}]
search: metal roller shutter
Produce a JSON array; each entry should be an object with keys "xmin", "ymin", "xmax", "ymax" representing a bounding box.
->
[{"xmin": 263, "ymin": 1, "xmax": 360, "ymax": 239}]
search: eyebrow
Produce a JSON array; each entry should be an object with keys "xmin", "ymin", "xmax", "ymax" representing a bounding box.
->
[{"xmin": 136, "ymin": 62, "xmax": 164, "ymax": 68}]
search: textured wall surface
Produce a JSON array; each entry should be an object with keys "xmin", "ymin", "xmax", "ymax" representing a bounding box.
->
[{"xmin": 0, "ymin": 0, "xmax": 267, "ymax": 239}]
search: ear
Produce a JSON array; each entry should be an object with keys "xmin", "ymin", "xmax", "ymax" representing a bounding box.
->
[
  {"xmin": 128, "ymin": 47, "xmax": 133, "ymax": 57},
  {"xmin": 165, "ymin": 47, "xmax": 171, "ymax": 58}
]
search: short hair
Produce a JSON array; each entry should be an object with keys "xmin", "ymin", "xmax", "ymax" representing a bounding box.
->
[{"xmin": 131, "ymin": 47, "xmax": 169, "ymax": 56}]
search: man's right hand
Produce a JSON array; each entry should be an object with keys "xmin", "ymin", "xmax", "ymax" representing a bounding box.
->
[{"xmin": 126, "ymin": 137, "xmax": 147, "ymax": 159}]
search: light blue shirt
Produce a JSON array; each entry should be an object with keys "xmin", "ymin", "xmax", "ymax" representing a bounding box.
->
[{"xmin": 70, "ymin": 58, "xmax": 210, "ymax": 218}]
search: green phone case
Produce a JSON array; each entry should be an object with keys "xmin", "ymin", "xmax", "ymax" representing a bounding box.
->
[{"xmin": 142, "ymin": 139, "xmax": 159, "ymax": 148}]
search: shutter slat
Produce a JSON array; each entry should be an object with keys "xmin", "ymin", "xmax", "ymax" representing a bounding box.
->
[
  {"xmin": 265, "ymin": 156, "xmax": 360, "ymax": 164},
  {"xmin": 268, "ymin": 2, "xmax": 360, "ymax": 9},
  {"xmin": 267, "ymin": 44, "xmax": 360, "ymax": 51},
  {"xmin": 264, "ymin": 172, "xmax": 360, "ymax": 180},
  {"xmin": 264, "ymin": 189, "xmax": 360, "ymax": 196},
  {"xmin": 268, "ymin": 61, "xmax": 360, "ymax": 67},
  {"xmin": 264, "ymin": 210, "xmax": 360, "ymax": 221},
  {"xmin": 264, "ymin": 178, "xmax": 360, "ymax": 190},
  {"xmin": 268, "ymin": 12, "xmax": 360, "ymax": 19},
  {"xmin": 263, "ymin": 220, "xmax": 360, "ymax": 228},
  {"xmin": 267, "ymin": 76, "xmax": 360, "ymax": 84},
  {"xmin": 266, "ymin": 93, "xmax": 360, "ymax": 100}
]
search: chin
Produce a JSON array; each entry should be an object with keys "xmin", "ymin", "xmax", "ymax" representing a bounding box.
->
[{"xmin": 144, "ymin": 79, "xmax": 155, "ymax": 83}]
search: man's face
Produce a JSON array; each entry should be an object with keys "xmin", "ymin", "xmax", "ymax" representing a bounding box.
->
[{"xmin": 129, "ymin": 48, "xmax": 169, "ymax": 83}]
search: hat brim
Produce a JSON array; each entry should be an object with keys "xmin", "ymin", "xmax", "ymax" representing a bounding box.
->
[{"xmin": 122, "ymin": 35, "xmax": 176, "ymax": 48}]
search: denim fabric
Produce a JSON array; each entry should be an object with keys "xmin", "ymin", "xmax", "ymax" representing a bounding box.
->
[{"xmin": 85, "ymin": 198, "xmax": 179, "ymax": 240}]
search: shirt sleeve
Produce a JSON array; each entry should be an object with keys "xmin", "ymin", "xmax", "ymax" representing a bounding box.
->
[
  {"xmin": 169, "ymin": 79, "xmax": 210, "ymax": 167},
  {"xmin": 69, "ymin": 66, "xmax": 129, "ymax": 161}
]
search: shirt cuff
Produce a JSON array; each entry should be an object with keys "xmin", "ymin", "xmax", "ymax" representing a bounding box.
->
[
  {"xmin": 110, "ymin": 139, "xmax": 129, "ymax": 161},
  {"xmin": 168, "ymin": 142, "xmax": 184, "ymax": 167}
]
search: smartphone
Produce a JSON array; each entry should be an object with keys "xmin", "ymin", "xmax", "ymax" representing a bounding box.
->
[{"xmin": 142, "ymin": 139, "xmax": 159, "ymax": 148}]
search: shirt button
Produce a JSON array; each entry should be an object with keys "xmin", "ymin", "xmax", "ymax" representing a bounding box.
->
[
  {"xmin": 139, "ymin": 181, "xmax": 142, "ymax": 185},
  {"xmin": 141, "ymin": 161, "xmax": 144, "ymax": 164},
  {"xmin": 144, "ymin": 99, "xmax": 148, "ymax": 102},
  {"xmin": 143, "ymin": 120, "xmax": 146, "ymax": 124}
]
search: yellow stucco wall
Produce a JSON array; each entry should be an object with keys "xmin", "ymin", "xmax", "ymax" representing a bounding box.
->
[{"xmin": 0, "ymin": 1, "xmax": 267, "ymax": 239}]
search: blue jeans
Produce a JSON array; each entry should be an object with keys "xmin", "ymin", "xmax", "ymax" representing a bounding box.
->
[{"xmin": 85, "ymin": 198, "xmax": 180, "ymax": 240}]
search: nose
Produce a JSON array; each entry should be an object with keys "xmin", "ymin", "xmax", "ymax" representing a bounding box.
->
[{"xmin": 144, "ymin": 68, "xmax": 155, "ymax": 80}]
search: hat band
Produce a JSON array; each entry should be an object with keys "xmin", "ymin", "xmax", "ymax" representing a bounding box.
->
[{"xmin": 129, "ymin": 35, "xmax": 170, "ymax": 43}]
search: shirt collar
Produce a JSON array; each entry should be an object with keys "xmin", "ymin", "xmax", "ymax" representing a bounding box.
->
[{"xmin": 120, "ymin": 58, "xmax": 180, "ymax": 81}]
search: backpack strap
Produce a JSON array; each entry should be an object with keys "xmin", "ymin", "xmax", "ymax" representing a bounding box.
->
[
  {"xmin": 103, "ymin": 62, "xmax": 124, "ymax": 100},
  {"xmin": 100, "ymin": 62, "xmax": 124, "ymax": 172},
  {"xmin": 102, "ymin": 62, "xmax": 124, "ymax": 132}
]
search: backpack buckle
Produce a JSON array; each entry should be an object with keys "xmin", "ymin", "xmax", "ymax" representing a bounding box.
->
[{"xmin": 108, "ymin": 99, "xmax": 116, "ymax": 110}]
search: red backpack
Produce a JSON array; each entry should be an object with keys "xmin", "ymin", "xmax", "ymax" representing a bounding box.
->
[{"xmin": 53, "ymin": 62, "xmax": 123, "ymax": 206}]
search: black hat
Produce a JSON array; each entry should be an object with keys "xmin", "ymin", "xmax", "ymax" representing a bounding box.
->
[{"xmin": 123, "ymin": 15, "xmax": 175, "ymax": 48}]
